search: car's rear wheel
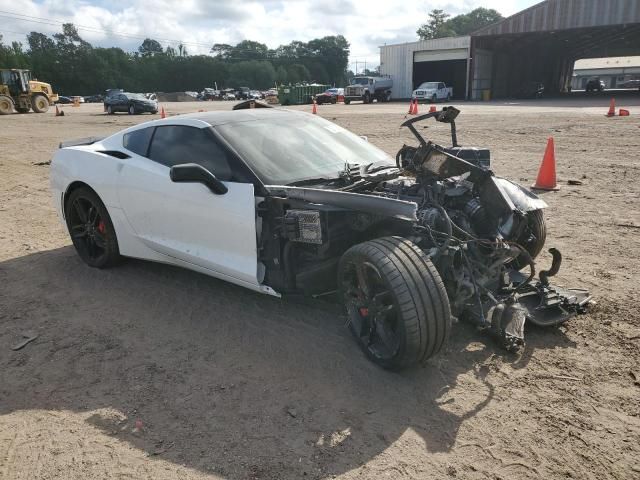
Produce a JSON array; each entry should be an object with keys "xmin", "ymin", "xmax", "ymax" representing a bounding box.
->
[
  {"xmin": 364, "ymin": 92, "xmax": 371, "ymax": 104},
  {"xmin": 339, "ymin": 236, "xmax": 451, "ymax": 370},
  {"xmin": 65, "ymin": 187, "xmax": 121, "ymax": 268},
  {"xmin": 509, "ymin": 209, "xmax": 546, "ymax": 270},
  {"xmin": 107, "ymin": 105, "xmax": 114, "ymax": 114},
  {"xmin": 128, "ymin": 104, "xmax": 136, "ymax": 115}
]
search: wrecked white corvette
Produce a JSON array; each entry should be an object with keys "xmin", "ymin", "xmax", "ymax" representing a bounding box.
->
[{"xmin": 50, "ymin": 106, "xmax": 590, "ymax": 370}]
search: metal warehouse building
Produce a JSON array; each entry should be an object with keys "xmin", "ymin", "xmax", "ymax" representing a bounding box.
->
[{"xmin": 380, "ymin": 0, "xmax": 640, "ymax": 100}]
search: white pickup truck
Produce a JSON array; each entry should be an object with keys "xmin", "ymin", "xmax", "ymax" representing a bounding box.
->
[{"xmin": 412, "ymin": 82, "xmax": 452, "ymax": 103}]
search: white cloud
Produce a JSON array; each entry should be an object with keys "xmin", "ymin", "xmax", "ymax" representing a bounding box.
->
[{"xmin": 1, "ymin": 0, "xmax": 532, "ymax": 67}]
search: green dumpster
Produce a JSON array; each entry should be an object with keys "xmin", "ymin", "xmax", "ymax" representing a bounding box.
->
[{"xmin": 277, "ymin": 84, "xmax": 329, "ymax": 106}]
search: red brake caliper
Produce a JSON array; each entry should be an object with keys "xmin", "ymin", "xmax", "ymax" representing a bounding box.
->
[{"xmin": 97, "ymin": 220, "xmax": 106, "ymax": 234}]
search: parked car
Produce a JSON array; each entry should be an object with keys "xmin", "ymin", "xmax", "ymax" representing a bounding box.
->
[
  {"xmin": 236, "ymin": 87, "xmax": 251, "ymax": 100},
  {"xmin": 618, "ymin": 79, "xmax": 640, "ymax": 90},
  {"xmin": 585, "ymin": 78, "xmax": 605, "ymax": 92},
  {"xmin": 249, "ymin": 90, "xmax": 263, "ymax": 100},
  {"xmin": 222, "ymin": 91, "xmax": 236, "ymax": 100},
  {"xmin": 50, "ymin": 107, "xmax": 590, "ymax": 370},
  {"xmin": 56, "ymin": 96, "xmax": 73, "ymax": 104},
  {"xmin": 104, "ymin": 92, "xmax": 158, "ymax": 115},
  {"xmin": 84, "ymin": 94, "xmax": 104, "ymax": 103},
  {"xmin": 200, "ymin": 88, "xmax": 220, "ymax": 101},
  {"xmin": 315, "ymin": 88, "xmax": 343, "ymax": 104},
  {"xmin": 412, "ymin": 82, "xmax": 452, "ymax": 103}
]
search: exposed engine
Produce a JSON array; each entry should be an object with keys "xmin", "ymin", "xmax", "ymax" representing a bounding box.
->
[
  {"xmin": 268, "ymin": 107, "xmax": 591, "ymax": 353},
  {"xmin": 355, "ymin": 107, "xmax": 590, "ymax": 350}
]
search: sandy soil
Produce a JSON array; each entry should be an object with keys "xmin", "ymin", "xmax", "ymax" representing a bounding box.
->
[{"xmin": 1, "ymin": 98, "xmax": 639, "ymax": 480}]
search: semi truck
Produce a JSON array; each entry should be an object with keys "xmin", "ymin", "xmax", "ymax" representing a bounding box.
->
[{"xmin": 344, "ymin": 76, "xmax": 392, "ymax": 104}]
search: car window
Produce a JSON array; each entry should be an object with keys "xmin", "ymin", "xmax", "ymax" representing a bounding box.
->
[
  {"xmin": 123, "ymin": 127, "xmax": 153, "ymax": 156},
  {"xmin": 438, "ymin": 83, "xmax": 445, "ymax": 89},
  {"xmin": 148, "ymin": 125, "xmax": 233, "ymax": 180}
]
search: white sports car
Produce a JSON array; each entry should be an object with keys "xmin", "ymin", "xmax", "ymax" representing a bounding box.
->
[{"xmin": 51, "ymin": 107, "xmax": 590, "ymax": 370}]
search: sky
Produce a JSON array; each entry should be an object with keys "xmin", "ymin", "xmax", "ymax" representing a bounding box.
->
[{"xmin": 1, "ymin": 0, "xmax": 540, "ymax": 69}]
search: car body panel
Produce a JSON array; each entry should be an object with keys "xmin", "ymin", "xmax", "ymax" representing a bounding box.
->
[{"xmin": 50, "ymin": 116, "xmax": 269, "ymax": 295}]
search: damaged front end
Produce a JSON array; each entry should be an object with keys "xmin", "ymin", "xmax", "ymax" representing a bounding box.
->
[{"xmin": 393, "ymin": 107, "xmax": 591, "ymax": 351}]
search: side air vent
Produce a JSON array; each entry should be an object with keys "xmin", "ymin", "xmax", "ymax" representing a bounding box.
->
[{"xmin": 98, "ymin": 150, "xmax": 130, "ymax": 159}]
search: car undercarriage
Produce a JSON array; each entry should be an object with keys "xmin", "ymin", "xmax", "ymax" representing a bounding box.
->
[{"xmin": 261, "ymin": 107, "xmax": 591, "ymax": 369}]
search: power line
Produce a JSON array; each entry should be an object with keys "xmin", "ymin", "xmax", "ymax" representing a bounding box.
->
[{"xmin": 0, "ymin": 10, "xmax": 214, "ymax": 48}]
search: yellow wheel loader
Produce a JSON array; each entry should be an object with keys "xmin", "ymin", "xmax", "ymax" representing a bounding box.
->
[{"xmin": 0, "ymin": 69, "xmax": 59, "ymax": 115}]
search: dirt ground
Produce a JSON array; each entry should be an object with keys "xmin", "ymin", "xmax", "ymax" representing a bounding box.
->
[{"xmin": 1, "ymin": 97, "xmax": 639, "ymax": 480}]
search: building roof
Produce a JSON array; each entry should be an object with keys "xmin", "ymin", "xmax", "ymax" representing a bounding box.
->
[{"xmin": 473, "ymin": 0, "xmax": 640, "ymax": 36}]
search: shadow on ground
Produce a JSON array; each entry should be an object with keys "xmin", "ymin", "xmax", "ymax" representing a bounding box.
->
[{"xmin": 0, "ymin": 247, "xmax": 577, "ymax": 479}]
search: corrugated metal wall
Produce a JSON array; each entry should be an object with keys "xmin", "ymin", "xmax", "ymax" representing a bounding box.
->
[
  {"xmin": 379, "ymin": 37, "xmax": 470, "ymax": 99},
  {"xmin": 474, "ymin": 0, "xmax": 640, "ymax": 36}
]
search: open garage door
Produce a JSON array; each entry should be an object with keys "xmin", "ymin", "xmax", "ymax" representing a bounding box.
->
[
  {"xmin": 413, "ymin": 48, "xmax": 468, "ymax": 99},
  {"xmin": 413, "ymin": 59, "xmax": 467, "ymax": 100}
]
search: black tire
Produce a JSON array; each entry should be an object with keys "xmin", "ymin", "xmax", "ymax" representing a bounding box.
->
[
  {"xmin": 0, "ymin": 95, "xmax": 13, "ymax": 115},
  {"xmin": 509, "ymin": 209, "xmax": 546, "ymax": 270},
  {"xmin": 128, "ymin": 104, "xmax": 136, "ymax": 115},
  {"xmin": 364, "ymin": 92, "xmax": 371, "ymax": 104},
  {"xmin": 107, "ymin": 105, "xmax": 114, "ymax": 115},
  {"xmin": 339, "ymin": 236, "xmax": 451, "ymax": 370},
  {"xmin": 331, "ymin": 97, "xmax": 337, "ymax": 104},
  {"xmin": 31, "ymin": 94, "xmax": 50, "ymax": 113},
  {"xmin": 65, "ymin": 187, "xmax": 121, "ymax": 268},
  {"xmin": 344, "ymin": 98, "xmax": 351, "ymax": 105},
  {"xmin": 446, "ymin": 94, "xmax": 451, "ymax": 102}
]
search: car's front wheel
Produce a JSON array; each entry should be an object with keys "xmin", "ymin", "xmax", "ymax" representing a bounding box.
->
[
  {"xmin": 65, "ymin": 187, "xmax": 121, "ymax": 268},
  {"xmin": 339, "ymin": 237, "xmax": 451, "ymax": 370},
  {"xmin": 106, "ymin": 105, "xmax": 114, "ymax": 114},
  {"xmin": 128, "ymin": 104, "xmax": 136, "ymax": 115}
]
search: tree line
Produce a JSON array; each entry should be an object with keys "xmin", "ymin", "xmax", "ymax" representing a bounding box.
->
[
  {"xmin": 0, "ymin": 24, "xmax": 350, "ymax": 95},
  {"xmin": 417, "ymin": 7, "xmax": 503, "ymax": 40}
]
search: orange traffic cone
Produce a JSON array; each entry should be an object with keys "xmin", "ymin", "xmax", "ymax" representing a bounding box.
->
[
  {"xmin": 606, "ymin": 98, "xmax": 616, "ymax": 117},
  {"xmin": 531, "ymin": 137, "xmax": 559, "ymax": 191},
  {"xmin": 429, "ymin": 105, "xmax": 437, "ymax": 113},
  {"xmin": 619, "ymin": 108, "xmax": 630, "ymax": 116},
  {"xmin": 312, "ymin": 100, "xmax": 317, "ymax": 114},
  {"xmin": 408, "ymin": 99, "xmax": 414, "ymax": 114},
  {"xmin": 413, "ymin": 99, "xmax": 419, "ymax": 115},
  {"xmin": 160, "ymin": 106, "xmax": 166, "ymax": 118},
  {"xmin": 55, "ymin": 105, "xmax": 64, "ymax": 117}
]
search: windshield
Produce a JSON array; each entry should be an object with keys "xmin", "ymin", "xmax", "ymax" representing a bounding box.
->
[
  {"xmin": 350, "ymin": 77, "xmax": 370, "ymax": 85},
  {"xmin": 418, "ymin": 82, "xmax": 439, "ymax": 89},
  {"xmin": 215, "ymin": 114, "xmax": 393, "ymax": 185},
  {"xmin": 127, "ymin": 93, "xmax": 148, "ymax": 101},
  {"xmin": 326, "ymin": 88, "xmax": 339, "ymax": 94}
]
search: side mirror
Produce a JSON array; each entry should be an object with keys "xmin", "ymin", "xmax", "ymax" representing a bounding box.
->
[{"xmin": 170, "ymin": 163, "xmax": 228, "ymax": 195}]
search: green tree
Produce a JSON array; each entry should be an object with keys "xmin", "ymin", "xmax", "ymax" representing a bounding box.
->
[
  {"xmin": 210, "ymin": 43, "xmax": 232, "ymax": 58},
  {"xmin": 417, "ymin": 9, "xmax": 455, "ymax": 40},
  {"xmin": 138, "ymin": 38, "xmax": 164, "ymax": 57},
  {"xmin": 229, "ymin": 40, "xmax": 268, "ymax": 60},
  {"xmin": 445, "ymin": 8, "xmax": 503, "ymax": 35}
]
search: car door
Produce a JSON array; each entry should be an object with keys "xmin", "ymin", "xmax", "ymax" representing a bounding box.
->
[
  {"xmin": 117, "ymin": 94, "xmax": 128, "ymax": 112},
  {"xmin": 117, "ymin": 124, "xmax": 260, "ymax": 287}
]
